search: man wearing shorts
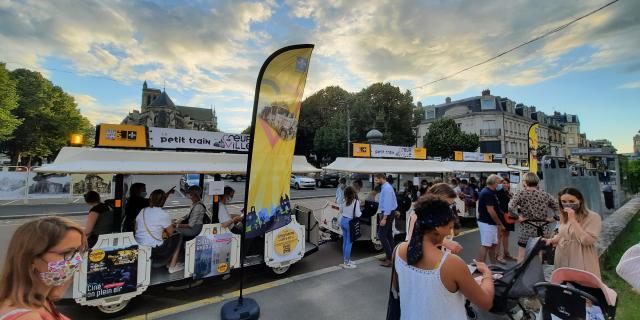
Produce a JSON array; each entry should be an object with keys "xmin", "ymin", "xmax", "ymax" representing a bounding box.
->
[{"xmin": 476, "ymin": 174, "xmax": 505, "ymax": 264}]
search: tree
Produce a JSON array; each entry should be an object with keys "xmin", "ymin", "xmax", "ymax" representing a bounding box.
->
[
  {"xmin": 0, "ymin": 63, "xmax": 21, "ymax": 142},
  {"xmin": 423, "ymin": 118, "xmax": 479, "ymax": 158},
  {"xmin": 313, "ymin": 115, "xmax": 347, "ymax": 162},
  {"xmin": 296, "ymin": 86, "xmax": 352, "ymax": 156},
  {"xmin": 536, "ymin": 145, "xmax": 550, "ymax": 159},
  {"xmin": 241, "ymin": 126, "xmax": 252, "ymax": 134},
  {"xmin": 350, "ymin": 82, "xmax": 415, "ymax": 146},
  {"xmin": 1, "ymin": 68, "xmax": 93, "ymax": 165}
]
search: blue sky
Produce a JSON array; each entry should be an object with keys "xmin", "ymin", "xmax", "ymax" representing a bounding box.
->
[{"xmin": 1, "ymin": 0, "xmax": 639, "ymax": 152}]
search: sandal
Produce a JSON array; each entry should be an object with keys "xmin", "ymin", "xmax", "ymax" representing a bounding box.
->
[{"xmin": 495, "ymin": 257, "xmax": 507, "ymax": 264}]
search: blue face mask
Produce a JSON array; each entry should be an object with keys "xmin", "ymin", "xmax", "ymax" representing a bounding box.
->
[
  {"xmin": 140, "ymin": 191, "xmax": 147, "ymax": 198},
  {"xmin": 496, "ymin": 184, "xmax": 504, "ymax": 191}
]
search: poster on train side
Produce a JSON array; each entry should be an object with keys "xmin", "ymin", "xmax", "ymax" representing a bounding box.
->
[
  {"xmin": 85, "ymin": 245, "xmax": 138, "ymax": 300},
  {"xmin": 193, "ymin": 233, "xmax": 233, "ymax": 279},
  {"xmin": 243, "ymin": 44, "xmax": 314, "ymax": 238}
]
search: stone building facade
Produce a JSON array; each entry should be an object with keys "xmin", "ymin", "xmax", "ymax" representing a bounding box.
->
[
  {"xmin": 417, "ymin": 89, "xmax": 584, "ymax": 165},
  {"xmin": 122, "ymin": 82, "xmax": 218, "ymax": 131}
]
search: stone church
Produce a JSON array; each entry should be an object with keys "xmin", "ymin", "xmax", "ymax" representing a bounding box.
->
[{"xmin": 122, "ymin": 82, "xmax": 218, "ymax": 131}]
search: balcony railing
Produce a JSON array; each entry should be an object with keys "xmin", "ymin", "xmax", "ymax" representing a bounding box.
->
[{"xmin": 480, "ymin": 128, "xmax": 502, "ymax": 136}]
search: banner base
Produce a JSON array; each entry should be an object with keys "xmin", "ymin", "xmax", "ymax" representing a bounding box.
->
[{"xmin": 220, "ymin": 298, "xmax": 260, "ymax": 320}]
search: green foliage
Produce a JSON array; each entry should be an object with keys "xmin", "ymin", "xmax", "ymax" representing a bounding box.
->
[
  {"xmin": 313, "ymin": 116, "xmax": 347, "ymax": 159},
  {"xmin": 601, "ymin": 216, "xmax": 640, "ymax": 320},
  {"xmin": 536, "ymin": 145, "xmax": 550, "ymax": 159},
  {"xmin": 350, "ymin": 83, "xmax": 415, "ymax": 146},
  {"xmin": 423, "ymin": 118, "xmax": 479, "ymax": 158},
  {"xmin": 0, "ymin": 68, "xmax": 93, "ymax": 165},
  {"xmin": 0, "ymin": 63, "xmax": 22, "ymax": 142},
  {"xmin": 241, "ymin": 126, "xmax": 252, "ymax": 135},
  {"xmin": 296, "ymin": 83, "xmax": 419, "ymax": 161},
  {"xmin": 624, "ymin": 159, "xmax": 640, "ymax": 194},
  {"xmin": 296, "ymin": 86, "xmax": 351, "ymax": 156}
]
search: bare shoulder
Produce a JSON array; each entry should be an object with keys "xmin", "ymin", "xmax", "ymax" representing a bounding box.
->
[
  {"xmin": 442, "ymin": 252, "xmax": 467, "ymax": 270},
  {"xmin": 395, "ymin": 242, "xmax": 408, "ymax": 261}
]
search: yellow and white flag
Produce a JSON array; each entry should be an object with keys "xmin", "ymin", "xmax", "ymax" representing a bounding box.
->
[{"xmin": 244, "ymin": 45, "xmax": 314, "ymax": 238}]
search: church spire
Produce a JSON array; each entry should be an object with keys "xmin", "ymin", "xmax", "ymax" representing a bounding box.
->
[{"xmin": 143, "ymin": 80, "xmax": 147, "ymax": 89}]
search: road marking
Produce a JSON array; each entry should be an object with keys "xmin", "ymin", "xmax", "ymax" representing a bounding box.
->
[
  {"xmin": 123, "ymin": 254, "xmax": 384, "ymax": 320},
  {"xmin": 454, "ymin": 227, "xmax": 479, "ymax": 238}
]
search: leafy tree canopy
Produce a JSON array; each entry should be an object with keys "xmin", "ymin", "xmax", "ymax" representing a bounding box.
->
[{"xmin": 423, "ymin": 118, "xmax": 479, "ymax": 158}]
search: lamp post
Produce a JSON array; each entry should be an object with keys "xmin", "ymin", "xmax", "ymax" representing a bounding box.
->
[{"xmin": 346, "ymin": 102, "xmax": 351, "ymax": 158}]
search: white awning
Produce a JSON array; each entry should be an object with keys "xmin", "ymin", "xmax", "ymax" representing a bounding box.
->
[
  {"xmin": 509, "ymin": 166, "xmax": 530, "ymax": 172},
  {"xmin": 442, "ymin": 161, "xmax": 513, "ymax": 173},
  {"xmin": 323, "ymin": 157, "xmax": 452, "ymax": 173},
  {"xmin": 35, "ymin": 147, "xmax": 320, "ymax": 174}
]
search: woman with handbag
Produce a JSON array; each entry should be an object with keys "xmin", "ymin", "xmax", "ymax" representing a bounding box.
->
[
  {"xmin": 340, "ymin": 186, "xmax": 362, "ymax": 269},
  {"xmin": 389, "ymin": 195, "xmax": 494, "ymax": 319},
  {"xmin": 134, "ymin": 189, "xmax": 184, "ymax": 273}
]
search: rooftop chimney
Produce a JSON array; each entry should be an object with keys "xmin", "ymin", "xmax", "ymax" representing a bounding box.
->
[
  {"xmin": 445, "ymin": 97, "xmax": 452, "ymax": 103},
  {"xmin": 482, "ymin": 89, "xmax": 491, "ymax": 96}
]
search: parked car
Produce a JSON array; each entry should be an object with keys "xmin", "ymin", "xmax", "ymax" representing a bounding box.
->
[
  {"xmin": 180, "ymin": 174, "xmax": 215, "ymax": 191},
  {"xmin": 315, "ymin": 171, "xmax": 340, "ymax": 188},
  {"xmin": 290, "ymin": 174, "xmax": 316, "ymax": 190},
  {"xmin": 221, "ymin": 174, "xmax": 246, "ymax": 182},
  {"xmin": 349, "ymin": 173, "xmax": 370, "ymax": 181}
]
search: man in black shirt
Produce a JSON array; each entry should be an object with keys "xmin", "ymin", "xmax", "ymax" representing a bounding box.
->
[{"xmin": 476, "ymin": 174, "xmax": 505, "ymax": 264}]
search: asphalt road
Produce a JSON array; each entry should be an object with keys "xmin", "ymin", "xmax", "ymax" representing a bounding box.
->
[{"xmin": 0, "ymin": 181, "xmax": 341, "ymax": 218}]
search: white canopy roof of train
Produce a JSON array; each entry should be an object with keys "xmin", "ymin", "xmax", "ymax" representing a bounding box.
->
[
  {"xmin": 323, "ymin": 157, "xmax": 452, "ymax": 173},
  {"xmin": 34, "ymin": 147, "xmax": 320, "ymax": 174},
  {"xmin": 441, "ymin": 161, "xmax": 513, "ymax": 173}
]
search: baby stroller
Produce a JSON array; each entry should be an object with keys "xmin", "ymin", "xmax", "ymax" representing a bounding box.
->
[
  {"xmin": 534, "ymin": 268, "xmax": 617, "ymax": 320},
  {"xmin": 469, "ymin": 237, "xmax": 547, "ymax": 320}
]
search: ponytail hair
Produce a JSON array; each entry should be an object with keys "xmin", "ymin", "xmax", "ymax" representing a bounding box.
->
[{"xmin": 407, "ymin": 195, "xmax": 457, "ymax": 265}]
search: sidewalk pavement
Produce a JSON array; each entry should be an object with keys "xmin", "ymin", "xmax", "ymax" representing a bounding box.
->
[{"xmin": 146, "ymin": 255, "xmax": 522, "ymax": 320}]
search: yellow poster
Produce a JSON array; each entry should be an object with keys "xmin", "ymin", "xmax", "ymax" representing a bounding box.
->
[
  {"xmin": 96, "ymin": 124, "xmax": 147, "ymax": 148},
  {"xmin": 528, "ymin": 123, "xmax": 539, "ymax": 173},
  {"xmin": 483, "ymin": 154, "xmax": 493, "ymax": 162},
  {"xmin": 352, "ymin": 143, "xmax": 371, "ymax": 157},
  {"xmin": 413, "ymin": 148, "xmax": 427, "ymax": 160},
  {"xmin": 244, "ymin": 45, "xmax": 314, "ymax": 238},
  {"xmin": 454, "ymin": 151, "xmax": 463, "ymax": 161}
]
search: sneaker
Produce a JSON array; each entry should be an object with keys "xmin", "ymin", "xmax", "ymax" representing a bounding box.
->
[
  {"xmin": 346, "ymin": 262, "xmax": 357, "ymax": 269},
  {"xmin": 168, "ymin": 263, "xmax": 185, "ymax": 274},
  {"xmin": 339, "ymin": 262, "xmax": 349, "ymax": 268}
]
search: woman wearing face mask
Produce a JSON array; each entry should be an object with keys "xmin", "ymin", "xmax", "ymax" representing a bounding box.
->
[
  {"xmin": 392, "ymin": 196, "xmax": 494, "ymax": 319},
  {"xmin": 217, "ymin": 186, "xmax": 242, "ymax": 231},
  {"xmin": 0, "ymin": 217, "xmax": 87, "ymax": 320},
  {"xmin": 545, "ymin": 187, "xmax": 602, "ymax": 278}
]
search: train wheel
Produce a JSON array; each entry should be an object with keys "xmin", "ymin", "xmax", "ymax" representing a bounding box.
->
[
  {"xmin": 370, "ymin": 241, "xmax": 383, "ymax": 252},
  {"xmin": 271, "ymin": 265, "xmax": 291, "ymax": 277},
  {"xmin": 97, "ymin": 299, "xmax": 130, "ymax": 316}
]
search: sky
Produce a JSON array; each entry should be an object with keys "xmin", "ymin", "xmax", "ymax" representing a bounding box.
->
[{"xmin": 1, "ymin": 0, "xmax": 639, "ymax": 153}]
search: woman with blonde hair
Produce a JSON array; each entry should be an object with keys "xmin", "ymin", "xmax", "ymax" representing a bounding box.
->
[
  {"xmin": 545, "ymin": 187, "xmax": 602, "ymax": 278},
  {"xmin": 0, "ymin": 217, "xmax": 87, "ymax": 320}
]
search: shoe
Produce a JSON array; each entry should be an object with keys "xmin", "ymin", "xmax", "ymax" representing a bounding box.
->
[
  {"xmin": 380, "ymin": 260, "xmax": 392, "ymax": 267},
  {"xmin": 168, "ymin": 263, "xmax": 185, "ymax": 274},
  {"xmin": 339, "ymin": 262, "xmax": 349, "ymax": 268},
  {"xmin": 346, "ymin": 262, "xmax": 357, "ymax": 269},
  {"xmin": 377, "ymin": 256, "xmax": 387, "ymax": 261}
]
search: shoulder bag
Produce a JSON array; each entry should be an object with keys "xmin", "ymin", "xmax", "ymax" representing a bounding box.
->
[
  {"xmin": 348, "ymin": 200, "xmax": 361, "ymax": 242},
  {"xmin": 142, "ymin": 208, "xmax": 169, "ymax": 241}
]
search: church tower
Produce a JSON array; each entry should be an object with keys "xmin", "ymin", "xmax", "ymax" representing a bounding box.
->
[{"xmin": 141, "ymin": 81, "xmax": 161, "ymax": 112}]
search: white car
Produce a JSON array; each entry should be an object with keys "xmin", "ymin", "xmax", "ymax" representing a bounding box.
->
[{"xmin": 290, "ymin": 174, "xmax": 316, "ymax": 190}]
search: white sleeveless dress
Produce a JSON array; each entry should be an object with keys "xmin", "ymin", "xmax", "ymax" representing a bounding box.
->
[{"xmin": 395, "ymin": 251, "xmax": 467, "ymax": 320}]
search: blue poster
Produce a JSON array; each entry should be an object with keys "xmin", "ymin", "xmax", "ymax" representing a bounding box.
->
[{"xmin": 193, "ymin": 233, "xmax": 233, "ymax": 279}]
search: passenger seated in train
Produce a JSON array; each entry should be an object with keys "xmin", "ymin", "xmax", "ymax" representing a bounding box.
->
[
  {"xmin": 135, "ymin": 189, "xmax": 184, "ymax": 273},
  {"xmin": 123, "ymin": 183, "xmax": 175, "ymax": 232},
  {"xmin": 174, "ymin": 186, "xmax": 210, "ymax": 241},
  {"xmin": 83, "ymin": 191, "xmax": 115, "ymax": 247},
  {"xmin": 218, "ymin": 186, "xmax": 243, "ymax": 233}
]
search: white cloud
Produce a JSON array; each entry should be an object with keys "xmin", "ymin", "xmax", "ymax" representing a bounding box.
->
[
  {"xmin": 72, "ymin": 93, "xmax": 134, "ymax": 125},
  {"xmin": 619, "ymin": 81, "xmax": 640, "ymax": 89}
]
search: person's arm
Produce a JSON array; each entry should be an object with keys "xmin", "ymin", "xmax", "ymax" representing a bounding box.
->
[
  {"xmin": 355, "ymin": 200, "xmax": 362, "ymax": 218},
  {"xmin": 220, "ymin": 216, "xmax": 242, "ymax": 228},
  {"xmin": 442, "ymin": 239, "xmax": 463, "ymax": 254},
  {"xmin": 507, "ymin": 191, "xmax": 520, "ymax": 213},
  {"xmin": 547, "ymin": 193, "xmax": 559, "ymax": 211},
  {"xmin": 450, "ymin": 256, "xmax": 494, "ymax": 310},
  {"xmin": 567, "ymin": 210, "xmax": 601, "ymax": 246},
  {"xmin": 13, "ymin": 312, "xmax": 45, "ymax": 320},
  {"xmin": 85, "ymin": 211, "xmax": 99, "ymax": 235},
  {"xmin": 487, "ymin": 205, "xmax": 503, "ymax": 228}
]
